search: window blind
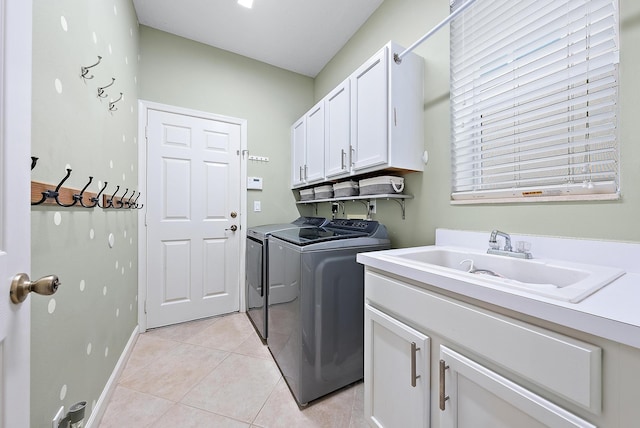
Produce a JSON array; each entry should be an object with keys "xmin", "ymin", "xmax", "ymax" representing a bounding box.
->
[{"xmin": 450, "ymin": 0, "xmax": 620, "ymax": 202}]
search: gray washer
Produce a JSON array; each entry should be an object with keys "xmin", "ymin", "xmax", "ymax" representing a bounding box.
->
[{"xmin": 267, "ymin": 220, "xmax": 390, "ymax": 406}]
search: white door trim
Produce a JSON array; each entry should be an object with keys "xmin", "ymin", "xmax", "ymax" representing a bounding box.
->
[{"xmin": 137, "ymin": 100, "xmax": 247, "ymax": 333}]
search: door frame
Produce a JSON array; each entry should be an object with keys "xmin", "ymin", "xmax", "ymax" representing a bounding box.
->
[{"xmin": 137, "ymin": 100, "xmax": 248, "ymax": 332}]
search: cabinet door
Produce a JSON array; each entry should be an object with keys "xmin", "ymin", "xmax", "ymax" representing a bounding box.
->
[
  {"xmin": 291, "ymin": 117, "xmax": 306, "ymax": 187},
  {"xmin": 351, "ymin": 46, "xmax": 388, "ymax": 172},
  {"xmin": 305, "ymin": 102, "xmax": 325, "ymax": 184},
  {"xmin": 325, "ymin": 80, "xmax": 351, "ymax": 179},
  {"xmin": 439, "ymin": 346, "xmax": 595, "ymax": 428},
  {"xmin": 365, "ymin": 304, "xmax": 430, "ymax": 428}
]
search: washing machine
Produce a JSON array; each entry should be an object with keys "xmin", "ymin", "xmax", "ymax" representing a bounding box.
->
[
  {"xmin": 266, "ymin": 219, "xmax": 390, "ymax": 405},
  {"xmin": 246, "ymin": 217, "xmax": 329, "ymax": 339}
]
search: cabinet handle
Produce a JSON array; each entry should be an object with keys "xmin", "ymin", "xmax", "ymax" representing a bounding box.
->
[
  {"xmin": 350, "ymin": 146, "xmax": 355, "ymax": 167},
  {"xmin": 341, "ymin": 149, "xmax": 346, "ymax": 170},
  {"xmin": 439, "ymin": 359, "xmax": 450, "ymax": 411},
  {"xmin": 410, "ymin": 342, "xmax": 420, "ymax": 387},
  {"xmin": 304, "ymin": 165, "xmax": 308, "ymax": 180},
  {"xmin": 394, "ymin": 107, "xmax": 397, "ymax": 127},
  {"xmin": 299, "ymin": 166, "xmax": 303, "ymax": 182}
]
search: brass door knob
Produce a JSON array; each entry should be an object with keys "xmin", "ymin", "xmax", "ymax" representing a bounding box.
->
[{"xmin": 10, "ymin": 273, "xmax": 60, "ymax": 304}]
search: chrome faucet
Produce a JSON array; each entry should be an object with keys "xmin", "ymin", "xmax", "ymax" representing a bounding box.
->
[
  {"xmin": 489, "ymin": 230, "xmax": 512, "ymax": 252},
  {"xmin": 487, "ymin": 229, "xmax": 532, "ymax": 259}
]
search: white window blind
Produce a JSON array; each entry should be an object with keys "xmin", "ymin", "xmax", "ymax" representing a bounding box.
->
[{"xmin": 450, "ymin": 0, "xmax": 620, "ymax": 202}]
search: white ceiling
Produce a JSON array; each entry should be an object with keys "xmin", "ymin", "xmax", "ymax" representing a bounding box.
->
[{"xmin": 133, "ymin": 0, "xmax": 384, "ymax": 77}]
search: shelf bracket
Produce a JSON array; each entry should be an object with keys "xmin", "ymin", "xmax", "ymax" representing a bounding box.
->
[{"xmin": 389, "ymin": 197, "xmax": 407, "ymax": 220}]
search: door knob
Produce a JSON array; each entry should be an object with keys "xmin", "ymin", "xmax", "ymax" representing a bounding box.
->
[
  {"xmin": 230, "ymin": 211, "xmax": 238, "ymax": 218},
  {"xmin": 10, "ymin": 273, "xmax": 60, "ymax": 304},
  {"xmin": 226, "ymin": 225, "xmax": 238, "ymax": 232}
]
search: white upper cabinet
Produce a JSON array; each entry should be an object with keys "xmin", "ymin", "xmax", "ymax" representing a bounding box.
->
[
  {"xmin": 291, "ymin": 117, "xmax": 306, "ymax": 187},
  {"xmin": 291, "ymin": 100, "xmax": 325, "ymax": 187},
  {"xmin": 292, "ymin": 41, "xmax": 424, "ymax": 189},
  {"xmin": 351, "ymin": 47, "xmax": 389, "ymax": 171},
  {"xmin": 324, "ymin": 79, "xmax": 351, "ymax": 180}
]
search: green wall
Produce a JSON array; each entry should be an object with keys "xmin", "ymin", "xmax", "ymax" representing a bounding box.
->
[
  {"xmin": 138, "ymin": 26, "xmax": 312, "ymax": 226},
  {"xmin": 30, "ymin": 0, "xmax": 139, "ymax": 426},
  {"xmin": 311, "ymin": 0, "xmax": 640, "ymax": 247}
]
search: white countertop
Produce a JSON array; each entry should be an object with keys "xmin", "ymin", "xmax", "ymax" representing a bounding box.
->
[{"xmin": 357, "ymin": 228, "xmax": 640, "ymax": 349}]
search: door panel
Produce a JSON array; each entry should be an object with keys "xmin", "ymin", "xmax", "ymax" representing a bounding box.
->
[
  {"xmin": 0, "ymin": 0, "xmax": 32, "ymax": 426},
  {"xmin": 146, "ymin": 109, "xmax": 241, "ymax": 328}
]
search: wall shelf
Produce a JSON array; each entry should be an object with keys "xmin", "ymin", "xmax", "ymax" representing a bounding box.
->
[{"xmin": 296, "ymin": 193, "xmax": 413, "ymax": 219}]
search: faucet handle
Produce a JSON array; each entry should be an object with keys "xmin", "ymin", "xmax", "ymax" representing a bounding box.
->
[{"xmin": 516, "ymin": 241, "xmax": 532, "ymax": 253}]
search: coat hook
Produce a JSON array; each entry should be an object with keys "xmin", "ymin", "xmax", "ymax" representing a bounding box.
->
[
  {"xmin": 97, "ymin": 77, "xmax": 115, "ymax": 98},
  {"xmin": 132, "ymin": 192, "xmax": 142, "ymax": 209},
  {"xmin": 104, "ymin": 185, "xmax": 120, "ymax": 208},
  {"xmin": 109, "ymin": 93, "xmax": 123, "ymax": 112},
  {"xmin": 55, "ymin": 169, "xmax": 79, "ymax": 207},
  {"xmin": 116, "ymin": 188, "xmax": 129, "ymax": 208},
  {"xmin": 31, "ymin": 157, "xmax": 39, "ymax": 170},
  {"xmin": 77, "ymin": 177, "xmax": 96, "ymax": 208},
  {"xmin": 93, "ymin": 182, "xmax": 109, "ymax": 208},
  {"xmin": 81, "ymin": 56, "xmax": 102, "ymax": 80},
  {"xmin": 32, "ymin": 168, "xmax": 72, "ymax": 206},
  {"xmin": 125, "ymin": 191, "xmax": 136, "ymax": 208}
]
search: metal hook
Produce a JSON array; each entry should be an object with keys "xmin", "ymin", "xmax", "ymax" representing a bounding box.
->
[
  {"xmin": 108, "ymin": 93, "xmax": 123, "ymax": 112},
  {"xmin": 55, "ymin": 169, "xmax": 78, "ymax": 207},
  {"xmin": 125, "ymin": 191, "xmax": 136, "ymax": 208},
  {"xmin": 92, "ymin": 182, "xmax": 109, "ymax": 208},
  {"xmin": 97, "ymin": 77, "xmax": 115, "ymax": 98},
  {"xmin": 81, "ymin": 56, "xmax": 102, "ymax": 80},
  {"xmin": 132, "ymin": 192, "xmax": 142, "ymax": 209},
  {"xmin": 104, "ymin": 185, "xmax": 120, "ymax": 208},
  {"xmin": 77, "ymin": 177, "xmax": 96, "ymax": 208},
  {"xmin": 31, "ymin": 157, "xmax": 39, "ymax": 170},
  {"xmin": 116, "ymin": 188, "xmax": 129, "ymax": 208},
  {"xmin": 32, "ymin": 168, "xmax": 72, "ymax": 206}
]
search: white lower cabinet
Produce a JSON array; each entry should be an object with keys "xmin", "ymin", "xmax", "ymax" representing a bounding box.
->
[
  {"xmin": 439, "ymin": 346, "xmax": 594, "ymax": 428},
  {"xmin": 363, "ymin": 270, "xmax": 613, "ymax": 428},
  {"xmin": 365, "ymin": 304, "xmax": 430, "ymax": 428}
]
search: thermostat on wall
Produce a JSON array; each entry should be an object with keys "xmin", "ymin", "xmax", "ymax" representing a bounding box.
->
[{"xmin": 247, "ymin": 176, "xmax": 263, "ymax": 190}]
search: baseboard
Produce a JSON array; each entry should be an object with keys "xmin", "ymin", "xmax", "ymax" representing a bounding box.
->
[{"xmin": 85, "ymin": 325, "xmax": 139, "ymax": 428}]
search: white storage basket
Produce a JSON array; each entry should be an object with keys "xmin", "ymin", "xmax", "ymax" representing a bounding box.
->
[
  {"xmin": 299, "ymin": 188, "xmax": 315, "ymax": 201},
  {"xmin": 359, "ymin": 176, "xmax": 404, "ymax": 195},
  {"xmin": 313, "ymin": 184, "xmax": 334, "ymax": 199},
  {"xmin": 333, "ymin": 181, "xmax": 359, "ymax": 197}
]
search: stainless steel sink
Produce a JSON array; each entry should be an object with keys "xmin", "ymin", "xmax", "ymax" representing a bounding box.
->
[{"xmin": 379, "ymin": 246, "xmax": 625, "ymax": 303}]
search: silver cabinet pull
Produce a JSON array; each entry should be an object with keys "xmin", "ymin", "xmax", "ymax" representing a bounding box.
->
[
  {"xmin": 341, "ymin": 149, "xmax": 346, "ymax": 170},
  {"xmin": 439, "ymin": 359, "xmax": 450, "ymax": 411},
  {"xmin": 410, "ymin": 342, "xmax": 420, "ymax": 387},
  {"xmin": 10, "ymin": 273, "xmax": 60, "ymax": 304},
  {"xmin": 350, "ymin": 146, "xmax": 355, "ymax": 167},
  {"xmin": 299, "ymin": 166, "xmax": 303, "ymax": 182},
  {"xmin": 304, "ymin": 165, "xmax": 308, "ymax": 180}
]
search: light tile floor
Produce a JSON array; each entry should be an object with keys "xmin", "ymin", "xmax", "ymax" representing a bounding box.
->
[{"xmin": 98, "ymin": 312, "xmax": 366, "ymax": 427}]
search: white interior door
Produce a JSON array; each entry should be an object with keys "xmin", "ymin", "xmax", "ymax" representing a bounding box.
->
[
  {"xmin": 0, "ymin": 0, "xmax": 32, "ymax": 426},
  {"xmin": 145, "ymin": 107, "xmax": 242, "ymax": 328}
]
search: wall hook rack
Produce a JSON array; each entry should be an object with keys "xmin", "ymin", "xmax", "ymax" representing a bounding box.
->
[
  {"xmin": 109, "ymin": 93, "xmax": 123, "ymax": 112},
  {"xmin": 31, "ymin": 156, "xmax": 39, "ymax": 170},
  {"xmin": 30, "ymin": 159, "xmax": 142, "ymax": 210},
  {"xmin": 97, "ymin": 77, "xmax": 115, "ymax": 98},
  {"xmin": 81, "ymin": 56, "xmax": 102, "ymax": 80}
]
